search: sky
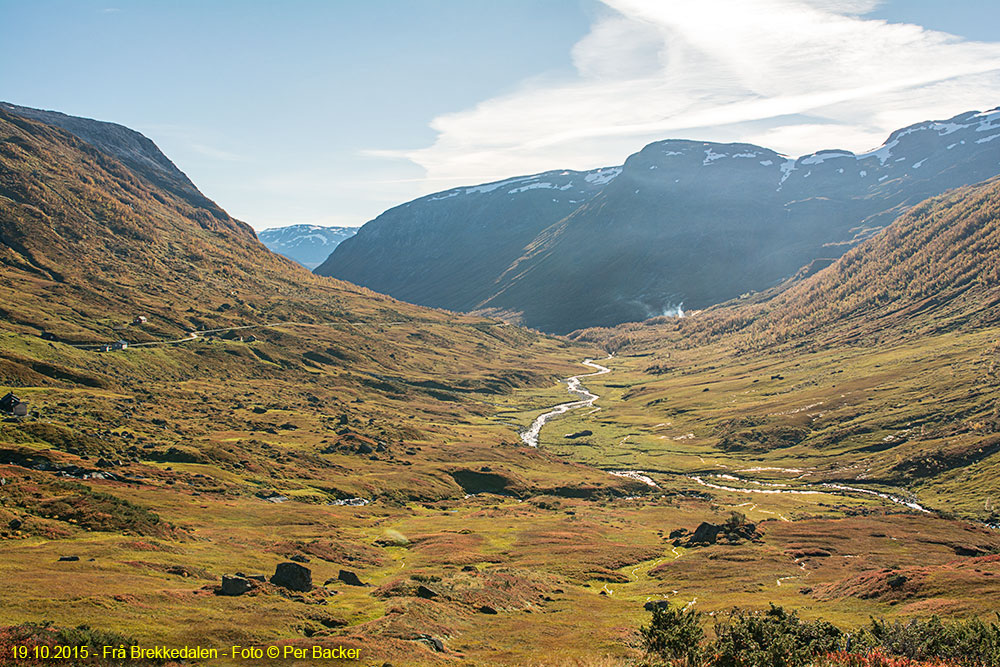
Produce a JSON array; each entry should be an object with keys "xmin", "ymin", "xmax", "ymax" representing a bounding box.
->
[{"xmin": 3, "ymin": 0, "xmax": 1000, "ymax": 231}]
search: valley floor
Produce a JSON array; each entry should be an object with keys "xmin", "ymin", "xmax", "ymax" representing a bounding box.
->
[{"xmin": 3, "ymin": 323, "xmax": 1000, "ymax": 666}]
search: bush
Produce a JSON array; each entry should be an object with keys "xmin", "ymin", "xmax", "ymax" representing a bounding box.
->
[
  {"xmin": 636, "ymin": 604, "xmax": 1000, "ymax": 667},
  {"xmin": 640, "ymin": 604, "xmax": 705, "ymax": 665},
  {"xmin": 712, "ymin": 604, "xmax": 841, "ymax": 667},
  {"xmin": 852, "ymin": 615, "xmax": 1000, "ymax": 666}
]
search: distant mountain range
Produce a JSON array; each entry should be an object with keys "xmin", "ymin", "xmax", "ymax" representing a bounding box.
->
[
  {"xmin": 258, "ymin": 224, "xmax": 357, "ymax": 269},
  {"xmin": 317, "ymin": 108, "xmax": 1000, "ymax": 333}
]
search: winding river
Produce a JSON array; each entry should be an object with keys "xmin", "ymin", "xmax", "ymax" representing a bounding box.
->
[
  {"xmin": 515, "ymin": 356, "xmax": 937, "ymax": 517},
  {"xmin": 520, "ymin": 357, "xmax": 612, "ymax": 447}
]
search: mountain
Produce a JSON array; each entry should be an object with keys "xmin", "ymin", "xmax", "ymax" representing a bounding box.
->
[
  {"xmin": 258, "ymin": 224, "xmax": 357, "ymax": 269},
  {"xmin": 315, "ymin": 166, "xmax": 622, "ymax": 316},
  {"xmin": 568, "ymin": 173, "xmax": 1000, "ymax": 520},
  {"xmin": 0, "ymin": 102, "xmax": 607, "ymax": 495},
  {"xmin": 578, "ymin": 174, "xmax": 1000, "ymax": 353},
  {"xmin": 0, "ymin": 101, "xmax": 229, "ymax": 219},
  {"xmin": 318, "ymin": 108, "xmax": 1000, "ymax": 333}
]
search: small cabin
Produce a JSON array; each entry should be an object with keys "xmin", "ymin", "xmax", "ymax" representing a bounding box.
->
[
  {"xmin": 112, "ymin": 340, "xmax": 128, "ymax": 351},
  {"xmin": 0, "ymin": 392, "xmax": 28, "ymax": 417},
  {"xmin": 133, "ymin": 316, "xmax": 148, "ymax": 325}
]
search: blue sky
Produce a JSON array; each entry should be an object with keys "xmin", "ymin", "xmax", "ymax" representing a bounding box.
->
[{"xmin": 3, "ymin": 1, "xmax": 999, "ymax": 231}]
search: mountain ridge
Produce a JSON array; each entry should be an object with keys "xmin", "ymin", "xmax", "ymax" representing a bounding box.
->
[
  {"xmin": 318, "ymin": 107, "xmax": 1000, "ymax": 333},
  {"xmin": 0, "ymin": 101, "xmax": 237, "ymax": 226},
  {"xmin": 259, "ymin": 224, "xmax": 358, "ymax": 269}
]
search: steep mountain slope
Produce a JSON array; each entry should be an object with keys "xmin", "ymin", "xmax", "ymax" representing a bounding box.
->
[
  {"xmin": 315, "ymin": 166, "xmax": 621, "ymax": 312},
  {"xmin": 0, "ymin": 103, "xmax": 610, "ymax": 495},
  {"xmin": 0, "ymin": 101, "xmax": 227, "ymax": 218},
  {"xmin": 259, "ymin": 224, "xmax": 357, "ymax": 269},
  {"xmin": 584, "ymin": 175, "xmax": 1000, "ymax": 353},
  {"xmin": 319, "ymin": 108, "xmax": 1000, "ymax": 333},
  {"xmin": 566, "ymin": 175, "xmax": 1000, "ymax": 521}
]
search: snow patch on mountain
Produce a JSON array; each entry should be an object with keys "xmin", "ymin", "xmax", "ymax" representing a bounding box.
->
[{"xmin": 584, "ymin": 167, "xmax": 623, "ymax": 185}]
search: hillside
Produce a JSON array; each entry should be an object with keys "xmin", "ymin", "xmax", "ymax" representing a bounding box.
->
[
  {"xmin": 0, "ymin": 103, "xmax": 620, "ymax": 493},
  {"xmin": 319, "ymin": 108, "xmax": 1000, "ymax": 333},
  {"xmin": 582, "ymin": 175, "xmax": 1000, "ymax": 352},
  {"xmin": 0, "ymin": 102, "xmax": 226, "ymax": 217},
  {"xmin": 259, "ymin": 224, "xmax": 357, "ymax": 269},
  {"xmin": 564, "ymin": 176, "xmax": 1000, "ymax": 521}
]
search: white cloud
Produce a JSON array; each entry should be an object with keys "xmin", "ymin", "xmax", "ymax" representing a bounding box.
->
[{"xmin": 375, "ymin": 0, "xmax": 1000, "ymax": 188}]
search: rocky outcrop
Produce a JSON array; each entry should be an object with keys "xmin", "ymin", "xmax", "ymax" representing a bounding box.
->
[{"xmin": 219, "ymin": 574, "xmax": 252, "ymax": 596}]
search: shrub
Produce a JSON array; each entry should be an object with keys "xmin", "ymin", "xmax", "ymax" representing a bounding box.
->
[
  {"xmin": 712, "ymin": 604, "xmax": 841, "ymax": 667},
  {"xmin": 852, "ymin": 615, "xmax": 1000, "ymax": 666},
  {"xmin": 640, "ymin": 604, "xmax": 705, "ymax": 665},
  {"xmin": 636, "ymin": 605, "xmax": 999, "ymax": 667}
]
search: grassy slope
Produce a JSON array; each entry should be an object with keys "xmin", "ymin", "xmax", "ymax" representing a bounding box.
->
[{"xmin": 2, "ymin": 108, "xmax": 999, "ymax": 665}]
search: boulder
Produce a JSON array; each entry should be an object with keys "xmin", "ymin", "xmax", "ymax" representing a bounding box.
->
[
  {"xmin": 290, "ymin": 554, "xmax": 310, "ymax": 563},
  {"xmin": 415, "ymin": 635, "xmax": 445, "ymax": 652},
  {"xmin": 220, "ymin": 574, "xmax": 252, "ymax": 596},
  {"xmin": 270, "ymin": 562, "xmax": 313, "ymax": 591},
  {"xmin": 478, "ymin": 605, "xmax": 498, "ymax": 614},
  {"xmin": 8, "ymin": 518, "xmax": 23, "ymax": 530},
  {"xmin": 58, "ymin": 555, "xmax": 80, "ymax": 562},
  {"xmin": 644, "ymin": 599, "xmax": 671, "ymax": 611},
  {"xmin": 337, "ymin": 569, "xmax": 365, "ymax": 587},
  {"xmin": 689, "ymin": 522, "xmax": 721, "ymax": 545},
  {"xmin": 415, "ymin": 585, "xmax": 439, "ymax": 600}
]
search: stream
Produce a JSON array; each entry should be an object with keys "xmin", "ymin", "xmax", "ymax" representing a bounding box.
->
[
  {"xmin": 515, "ymin": 356, "xmax": 936, "ymax": 517},
  {"xmin": 519, "ymin": 357, "xmax": 611, "ymax": 447}
]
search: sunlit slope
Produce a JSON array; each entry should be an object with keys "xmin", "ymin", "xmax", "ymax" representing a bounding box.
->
[
  {"xmin": 0, "ymin": 105, "xmax": 632, "ymax": 500},
  {"xmin": 568, "ymin": 178, "xmax": 1000, "ymax": 522}
]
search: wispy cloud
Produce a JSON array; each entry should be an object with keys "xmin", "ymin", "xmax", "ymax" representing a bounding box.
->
[
  {"xmin": 376, "ymin": 0, "xmax": 1000, "ymax": 187},
  {"xmin": 189, "ymin": 143, "xmax": 244, "ymax": 162}
]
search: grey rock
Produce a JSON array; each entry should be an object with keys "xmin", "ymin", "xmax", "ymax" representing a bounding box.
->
[
  {"xmin": 270, "ymin": 562, "xmax": 313, "ymax": 592},
  {"xmin": 415, "ymin": 585, "xmax": 439, "ymax": 599},
  {"xmin": 220, "ymin": 574, "xmax": 252, "ymax": 596},
  {"xmin": 337, "ymin": 569, "xmax": 365, "ymax": 587},
  {"xmin": 689, "ymin": 522, "xmax": 721, "ymax": 545}
]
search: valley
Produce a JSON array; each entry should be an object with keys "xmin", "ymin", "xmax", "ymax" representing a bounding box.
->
[{"xmin": 1, "ymin": 101, "xmax": 999, "ymax": 667}]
